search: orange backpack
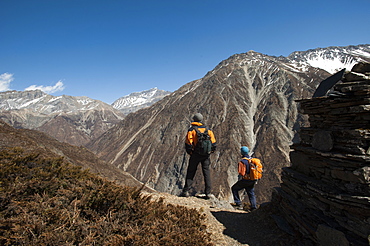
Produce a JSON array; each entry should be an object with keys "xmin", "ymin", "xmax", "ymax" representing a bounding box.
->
[{"xmin": 242, "ymin": 157, "xmax": 263, "ymax": 180}]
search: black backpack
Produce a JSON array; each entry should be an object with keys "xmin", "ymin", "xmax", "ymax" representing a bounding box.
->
[{"xmin": 193, "ymin": 126, "xmax": 212, "ymax": 156}]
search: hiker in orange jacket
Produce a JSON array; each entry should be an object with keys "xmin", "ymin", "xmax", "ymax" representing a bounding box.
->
[
  {"xmin": 180, "ymin": 113, "xmax": 216, "ymax": 199},
  {"xmin": 231, "ymin": 146, "xmax": 260, "ymax": 210}
]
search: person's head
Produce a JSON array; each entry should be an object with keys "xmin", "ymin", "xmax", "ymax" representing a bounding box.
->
[
  {"xmin": 192, "ymin": 113, "xmax": 203, "ymax": 122},
  {"xmin": 240, "ymin": 146, "xmax": 249, "ymax": 156}
]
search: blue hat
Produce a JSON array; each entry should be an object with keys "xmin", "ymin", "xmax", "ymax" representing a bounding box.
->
[{"xmin": 241, "ymin": 146, "xmax": 249, "ymax": 155}]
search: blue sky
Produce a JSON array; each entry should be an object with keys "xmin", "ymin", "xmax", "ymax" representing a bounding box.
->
[{"xmin": 1, "ymin": 0, "xmax": 369, "ymax": 104}]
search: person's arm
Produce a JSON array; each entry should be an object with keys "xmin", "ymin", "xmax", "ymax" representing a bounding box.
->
[
  {"xmin": 185, "ymin": 129, "xmax": 194, "ymax": 155},
  {"xmin": 208, "ymin": 129, "xmax": 217, "ymax": 151}
]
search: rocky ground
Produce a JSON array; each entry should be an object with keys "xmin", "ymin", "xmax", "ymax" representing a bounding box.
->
[{"xmin": 145, "ymin": 191, "xmax": 298, "ymax": 246}]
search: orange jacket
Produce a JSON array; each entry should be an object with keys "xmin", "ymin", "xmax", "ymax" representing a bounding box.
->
[{"xmin": 185, "ymin": 122, "xmax": 216, "ymax": 155}]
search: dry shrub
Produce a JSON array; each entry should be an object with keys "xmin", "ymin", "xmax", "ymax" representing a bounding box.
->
[{"xmin": 0, "ymin": 148, "xmax": 213, "ymax": 245}]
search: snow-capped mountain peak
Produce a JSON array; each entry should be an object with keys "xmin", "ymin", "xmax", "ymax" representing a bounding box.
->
[
  {"xmin": 112, "ymin": 88, "xmax": 171, "ymax": 115},
  {"xmin": 287, "ymin": 44, "xmax": 370, "ymax": 74}
]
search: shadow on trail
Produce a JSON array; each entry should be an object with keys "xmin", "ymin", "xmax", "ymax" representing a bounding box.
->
[
  {"xmin": 211, "ymin": 205, "xmax": 294, "ymax": 246},
  {"xmin": 211, "ymin": 210, "xmax": 261, "ymax": 245}
]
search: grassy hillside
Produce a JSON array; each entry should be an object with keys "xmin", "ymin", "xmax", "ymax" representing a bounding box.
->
[
  {"xmin": 0, "ymin": 120, "xmax": 148, "ymax": 191},
  {"xmin": 0, "ymin": 147, "xmax": 213, "ymax": 245}
]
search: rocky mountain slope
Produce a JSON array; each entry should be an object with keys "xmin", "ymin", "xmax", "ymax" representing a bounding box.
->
[{"xmin": 112, "ymin": 87, "xmax": 171, "ymax": 115}]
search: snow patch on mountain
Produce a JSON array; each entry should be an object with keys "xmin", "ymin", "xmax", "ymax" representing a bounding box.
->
[
  {"xmin": 287, "ymin": 44, "xmax": 370, "ymax": 74},
  {"xmin": 21, "ymin": 96, "xmax": 47, "ymax": 109},
  {"xmin": 305, "ymin": 55, "xmax": 357, "ymax": 74},
  {"xmin": 77, "ymin": 98, "xmax": 93, "ymax": 106}
]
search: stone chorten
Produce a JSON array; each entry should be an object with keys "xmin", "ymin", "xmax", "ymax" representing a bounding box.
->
[{"xmin": 274, "ymin": 62, "xmax": 370, "ymax": 245}]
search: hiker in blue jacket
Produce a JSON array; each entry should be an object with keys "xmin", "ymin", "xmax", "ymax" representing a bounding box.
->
[{"xmin": 231, "ymin": 146, "xmax": 261, "ymax": 211}]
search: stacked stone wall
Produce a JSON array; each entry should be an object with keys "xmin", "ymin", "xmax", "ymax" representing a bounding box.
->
[{"xmin": 275, "ymin": 62, "xmax": 370, "ymax": 245}]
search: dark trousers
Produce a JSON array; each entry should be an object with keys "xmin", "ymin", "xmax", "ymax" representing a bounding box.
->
[
  {"xmin": 183, "ymin": 153, "xmax": 211, "ymax": 195},
  {"xmin": 231, "ymin": 179, "xmax": 257, "ymax": 209}
]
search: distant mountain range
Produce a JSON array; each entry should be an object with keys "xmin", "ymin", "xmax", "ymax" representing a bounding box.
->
[
  {"xmin": 0, "ymin": 87, "xmax": 171, "ymax": 113},
  {"xmin": 0, "ymin": 88, "xmax": 171, "ymax": 146},
  {"xmin": 1, "ymin": 44, "xmax": 370, "ymax": 203}
]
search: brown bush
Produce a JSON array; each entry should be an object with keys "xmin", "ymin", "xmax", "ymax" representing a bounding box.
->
[{"xmin": 0, "ymin": 148, "xmax": 213, "ymax": 245}]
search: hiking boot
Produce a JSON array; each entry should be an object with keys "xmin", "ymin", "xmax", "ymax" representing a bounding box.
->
[
  {"xmin": 205, "ymin": 194, "xmax": 215, "ymax": 200},
  {"xmin": 179, "ymin": 191, "xmax": 190, "ymax": 197},
  {"xmin": 230, "ymin": 203, "xmax": 243, "ymax": 210}
]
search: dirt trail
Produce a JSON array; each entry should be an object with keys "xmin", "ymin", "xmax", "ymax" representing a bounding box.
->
[{"xmin": 145, "ymin": 191, "xmax": 295, "ymax": 246}]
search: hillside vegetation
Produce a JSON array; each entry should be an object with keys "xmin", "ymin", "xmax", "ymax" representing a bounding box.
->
[{"xmin": 0, "ymin": 147, "xmax": 213, "ymax": 245}]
